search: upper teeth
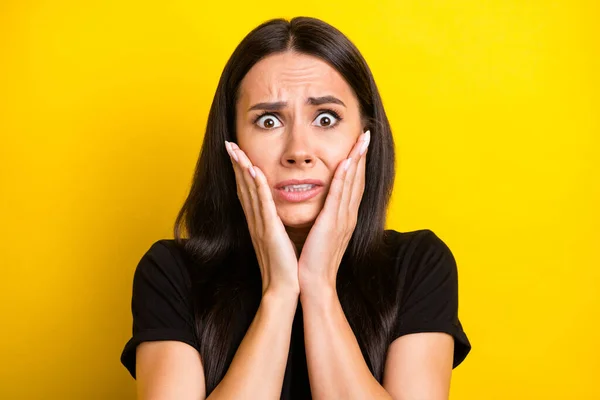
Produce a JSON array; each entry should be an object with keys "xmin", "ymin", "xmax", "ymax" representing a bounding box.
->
[{"xmin": 283, "ymin": 184, "xmax": 315, "ymax": 192}]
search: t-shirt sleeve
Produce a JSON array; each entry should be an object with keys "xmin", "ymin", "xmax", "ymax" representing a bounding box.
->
[
  {"xmin": 120, "ymin": 240, "xmax": 200, "ymax": 379},
  {"xmin": 393, "ymin": 230, "xmax": 471, "ymax": 368}
]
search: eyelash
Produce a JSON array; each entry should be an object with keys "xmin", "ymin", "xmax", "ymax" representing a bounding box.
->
[{"xmin": 252, "ymin": 108, "xmax": 343, "ymax": 129}]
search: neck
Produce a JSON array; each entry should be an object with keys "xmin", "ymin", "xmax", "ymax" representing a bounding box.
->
[{"xmin": 285, "ymin": 225, "xmax": 311, "ymax": 258}]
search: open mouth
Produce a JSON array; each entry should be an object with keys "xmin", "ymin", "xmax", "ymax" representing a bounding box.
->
[
  {"xmin": 281, "ymin": 184, "xmax": 317, "ymax": 192},
  {"xmin": 275, "ymin": 184, "xmax": 323, "ymax": 202}
]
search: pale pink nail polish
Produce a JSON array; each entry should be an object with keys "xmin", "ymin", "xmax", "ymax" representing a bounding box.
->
[
  {"xmin": 249, "ymin": 166, "xmax": 256, "ymax": 178},
  {"xmin": 359, "ymin": 140, "xmax": 369, "ymax": 156},
  {"xmin": 344, "ymin": 158, "xmax": 352, "ymax": 171},
  {"xmin": 359, "ymin": 131, "xmax": 370, "ymax": 155},
  {"xmin": 226, "ymin": 142, "xmax": 239, "ymax": 162}
]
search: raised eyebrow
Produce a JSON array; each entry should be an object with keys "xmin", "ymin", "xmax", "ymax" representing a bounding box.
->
[{"xmin": 247, "ymin": 96, "xmax": 346, "ymax": 112}]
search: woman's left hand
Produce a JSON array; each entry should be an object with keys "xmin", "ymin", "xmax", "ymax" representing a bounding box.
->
[{"xmin": 298, "ymin": 129, "xmax": 371, "ymax": 294}]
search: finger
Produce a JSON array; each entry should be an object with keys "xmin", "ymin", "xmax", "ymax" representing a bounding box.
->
[
  {"xmin": 230, "ymin": 147, "xmax": 287, "ymax": 249},
  {"xmin": 228, "ymin": 142, "xmax": 255, "ymax": 171},
  {"xmin": 226, "ymin": 141, "xmax": 256, "ymax": 229},
  {"xmin": 339, "ymin": 131, "xmax": 370, "ymax": 217},
  {"xmin": 244, "ymin": 163, "xmax": 263, "ymax": 235},
  {"xmin": 252, "ymin": 165, "xmax": 282, "ymax": 233},
  {"xmin": 322, "ymin": 156, "xmax": 349, "ymax": 216},
  {"xmin": 230, "ymin": 143, "xmax": 263, "ymax": 233},
  {"xmin": 225, "ymin": 141, "xmax": 245, "ymax": 201},
  {"xmin": 350, "ymin": 130, "xmax": 370, "ymax": 213},
  {"xmin": 349, "ymin": 148, "xmax": 367, "ymax": 212}
]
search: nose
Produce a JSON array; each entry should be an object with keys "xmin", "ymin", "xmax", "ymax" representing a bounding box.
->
[{"xmin": 281, "ymin": 127, "xmax": 315, "ymax": 168}]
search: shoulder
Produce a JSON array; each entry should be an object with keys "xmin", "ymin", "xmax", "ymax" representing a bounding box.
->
[
  {"xmin": 384, "ymin": 229, "xmax": 470, "ymax": 367},
  {"xmin": 381, "ymin": 229, "xmax": 460, "ymax": 303},
  {"xmin": 383, "ymin": 228, "xmax": 450, "ymax": 251},
  {"xmin": 143, "ymin": 238, "xmax": 189, "ymax": 264},
  {"xmin": 383, "ymin": 229, "xmax": 455, "ymax": 274},
  {"xmin": 121, "ymin": 238, "xmax": 200, "ymax": 378},
  {"xmin": 132, "ymin": 239, "xmax": 194, "ymax": 295}
]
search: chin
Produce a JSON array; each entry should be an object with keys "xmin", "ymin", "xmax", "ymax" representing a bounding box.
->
[{"xmin": 278, "ymin": 204, "xmax": 319, "ymax": 228}]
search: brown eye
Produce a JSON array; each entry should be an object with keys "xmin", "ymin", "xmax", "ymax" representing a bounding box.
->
[
  {"xmin": 312, "ymin": 111, "xmax": 340, "ymax": 128},
  {"xmin": 255, "ymin": 114, "xmax": 282, "ymax": 130}
]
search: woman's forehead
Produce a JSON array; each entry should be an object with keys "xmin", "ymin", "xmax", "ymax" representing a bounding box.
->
[{"xmin": 238, "ymin": 52, "xmax": 355, "ymax": 107}]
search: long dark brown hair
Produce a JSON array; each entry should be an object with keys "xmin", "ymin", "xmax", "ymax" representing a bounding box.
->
[{"xmin": 174, "ymin": 16, "xmax": 396, "ymax": 395}]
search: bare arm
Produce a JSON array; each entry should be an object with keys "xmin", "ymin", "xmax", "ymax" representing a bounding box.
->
[
  {"xmin": 300, "ymin": 285, "xmax": 392, "ymax": 400},
  {"xmin": 382, "ymin": 332, "xmax": 454, "ymax": 400},
  {"xmin": 136, "ymin": 288, "xmax": 299, "ymax": 400},
  {"xmin": 136, "ymin": 340, "xmax": 206, "ymax": 400},
  {"xmin": 135, "ymin": 141, "xmax": 302, "ymax": 399},
  {"xmin": 207, "ymin": 289, "xmax": 298, "ymax": 399},
  {"xmin": 301, "ymin": 284, "xmax": 454, "ymax": 400}
]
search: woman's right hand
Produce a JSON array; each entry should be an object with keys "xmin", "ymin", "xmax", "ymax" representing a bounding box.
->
[{"xmin": 225, "ymin": 141, "xmax": 300, "ymax": 297}]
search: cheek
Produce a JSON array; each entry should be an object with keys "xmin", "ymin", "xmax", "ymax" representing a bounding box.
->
[
  {"xmin": 238, "ymin": 136, "xmax": 270, "ymax": 165},
  {"xmin": 323, "ymin": 141, "xmax": 354, "ymax": 170},
  {"xmin": 245, "ymin": 149, "xmax": 276, "ymax": 182}
]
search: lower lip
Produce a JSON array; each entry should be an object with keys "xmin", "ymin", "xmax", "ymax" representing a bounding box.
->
[{"xmin": 276, "ymin": 186, "xmax": 323, "ymax": 202}]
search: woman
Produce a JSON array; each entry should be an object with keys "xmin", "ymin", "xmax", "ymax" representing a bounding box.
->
[{"xmin": 121, "ymin": 16, "xmax": 471, "ymax": 399}]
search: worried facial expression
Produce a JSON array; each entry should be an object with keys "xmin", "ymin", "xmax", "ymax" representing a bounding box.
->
[{"xmin": 235, "ymin": 51, "xmax": 365, "ymax": 229}]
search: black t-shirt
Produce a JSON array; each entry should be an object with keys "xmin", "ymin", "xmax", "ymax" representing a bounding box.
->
[{"xmin": 120, "ymin": 229, "xmax": 471, "ymax": 398}]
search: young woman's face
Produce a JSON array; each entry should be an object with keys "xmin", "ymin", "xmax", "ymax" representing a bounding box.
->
[{"xmin": 235, "ymin": 51, "xmax": 364, "ymax": 229}]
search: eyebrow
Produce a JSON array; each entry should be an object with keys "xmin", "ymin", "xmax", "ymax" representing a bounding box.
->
[{"xmin": 248, "ymin": 95, "xmax": 346, "ymax": 112}]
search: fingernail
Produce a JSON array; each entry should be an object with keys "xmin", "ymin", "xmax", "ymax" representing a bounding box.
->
[
  {"xmin": 226, "ymin": 141, "xmax": 239, "ymax": 162},
  {"xmin": 359, "ymin": 135, "xmax": 370, "ymax": 155},
  {"xmin": 344, "ymin": 158, "xmax": 352, "ymax": 171},
  {"xmin": 249, "ymin": 166, "xmax": 256, "ymax": 178}
]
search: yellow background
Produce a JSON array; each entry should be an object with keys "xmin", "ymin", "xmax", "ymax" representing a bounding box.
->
[{"xmin": 1, "ymin": 1, "xmax": 598, "ymax": 399}]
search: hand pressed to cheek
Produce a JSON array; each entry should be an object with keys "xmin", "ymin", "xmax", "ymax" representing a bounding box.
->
[
  {"xmin": 297, "ymin": 130, "xmax": 370, "ymax": 290},
  {"xmin": 341, "ymin": 130, "xmax": 370, "ymax": 219},
  {"xmin": 225, "ymin": 140, "xmax": 301, "ymax": 293},
  {"xmin": 324, "ymin": 129, "xmax": 370, "ymax": 223},
  {"xmin": 225, "ymin": 141, "xmax": 258, "ymax": 226}
]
